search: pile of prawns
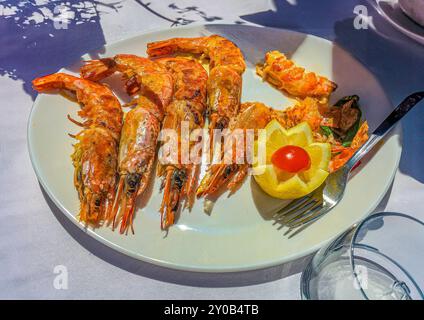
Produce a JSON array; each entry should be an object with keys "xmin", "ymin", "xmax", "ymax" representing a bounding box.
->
[{"xmin": 32, "ymin": 35, "xmax": 367, "ymax": 234}]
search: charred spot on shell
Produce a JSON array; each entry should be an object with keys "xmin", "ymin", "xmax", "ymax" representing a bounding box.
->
[
  {"xmin": 172, "ymin": 169, "xmax": 186, "ymax": 191},
  {"xmin": 160, "ymin": 178, "xmax": 166, "ymax": 191},
  {"xmin": 125, "ymin": 76, "xmax": 141, "ymax": 96},
  {"xmin": 172, "ymin": 201, "xmax": 179, "ymax": 213},
  {"xmin": 216, "ymin": 117, "xmax": 229, "ymax": 130},
  {"xmin": 223, "ymin": 164, "xmax": 238, "ymax": 179},
  {"xmin": 82, "ymin": 58, "xmax": 117, "ymax": 81},
  {"xmin": 191, "ymin": 89, "xmax": 201, "ymax": 99},
  {"xmin": 94, "ymin": 196, "xmax": 102, "ymax": 208},
  {"xmin": 185, "ymin": 102, "xmax": 204, "ymax": 126},
  {"xmin": 77, "ymin": 165, "xmax": 83, "ymax": 184},
  {"xmin": 105, "ymin": 153, "xmax": 113, "ymax": 166},
  {"xmin": 125, "ymin": 173, "xmax": 141, "ymax": 194},
  {"xmin": 99, "ymin": 58, "xmax": 116, "ymax": 69},
  {"xmin": 192, "ymin": 110, "xmax": 202, "ymax": 125}
]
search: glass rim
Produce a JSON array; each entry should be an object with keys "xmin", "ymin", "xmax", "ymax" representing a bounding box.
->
[{"xmin": 349, "ymin": 211, "xmax": 424, "ymax": 300}]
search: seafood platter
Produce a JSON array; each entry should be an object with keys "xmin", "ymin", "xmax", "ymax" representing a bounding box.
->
[{"xmin": 28, "ymin": 25, "xmax": 401, "ymax": 271}]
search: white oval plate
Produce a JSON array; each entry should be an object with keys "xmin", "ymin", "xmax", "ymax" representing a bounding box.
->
[{"xmin": 28, "ymin": 24, "xmax": 401, "ymax": 272}]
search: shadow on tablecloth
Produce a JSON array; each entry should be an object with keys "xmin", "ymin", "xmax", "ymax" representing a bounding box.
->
[{"xmin": 0, "ymin": 1, "xmax": 124, "ymax": 99}]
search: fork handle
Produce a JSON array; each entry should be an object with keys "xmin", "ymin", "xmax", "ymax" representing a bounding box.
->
[{"xmin": 346, "ymin": 92, "xmax": 424, "ymax": 170}]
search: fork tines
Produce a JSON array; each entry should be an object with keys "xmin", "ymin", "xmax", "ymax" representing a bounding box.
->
[{"xmin": 273, "ymin": 193, "xmax": 325, "ymax": 237}]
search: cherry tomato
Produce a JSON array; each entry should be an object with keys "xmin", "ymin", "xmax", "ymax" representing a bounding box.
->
[{"xmin": 271, "ymin": 145, "xmax": 311, "ymax": 173}]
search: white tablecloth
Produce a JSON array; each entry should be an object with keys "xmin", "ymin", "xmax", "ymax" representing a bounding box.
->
[{"xmin": 1, "ymin": 0, "xmax": 424, "ymax": 299}]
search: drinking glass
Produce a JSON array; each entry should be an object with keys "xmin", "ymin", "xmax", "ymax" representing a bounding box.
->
[{"xmin": 301, "ymin": 212, "xmax": 424, "ymax": 300}]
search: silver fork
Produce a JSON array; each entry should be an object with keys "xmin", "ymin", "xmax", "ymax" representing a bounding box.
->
[{"xmin": 274, "ymin": 92, "xmax": 424, "ymax": 238}]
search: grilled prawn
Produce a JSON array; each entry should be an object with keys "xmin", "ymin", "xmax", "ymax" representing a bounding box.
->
[
  {"xmin": 80, "ymin": 54, "xmax": 173, "ymax": 233},
  {"xmin": 197, "ymin": 102, "xmax": 274, "ymax": 197},
  {"xmin": 32, "ymin": 73, "xmax": 123, "ymax": 225},
  {"xmin": 147, "ymin": 35, "xmax": 245, "ymax": 141},
  {"xmin": 155, "ymin": 57, "xmax": 208, "ymax": 229},
  {"xmin": 147, "ymin": 35, "xmax": 247, "ymax": 198},
  {"xmin": 257, "ymin": 51, "xmax": 337, "ymax": 100}
]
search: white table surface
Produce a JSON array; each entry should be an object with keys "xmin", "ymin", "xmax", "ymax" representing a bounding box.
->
[{"xmin": 1, "ymin": 0, "xmax": 424, "ymax": 299}]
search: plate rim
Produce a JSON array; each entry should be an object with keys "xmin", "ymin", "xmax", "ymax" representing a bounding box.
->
[
  {"xmin": 27, "ymin": 23, "xmax": 403, "ymax": 273},
  {"xmin": 376, "ymin": 0, "xmax": 424, "ymax": 45}
]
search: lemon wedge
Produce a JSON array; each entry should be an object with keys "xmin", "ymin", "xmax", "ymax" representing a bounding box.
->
[{"xmin": 253, "ymin": 120, "xmax": 331, "ymax": 199}]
